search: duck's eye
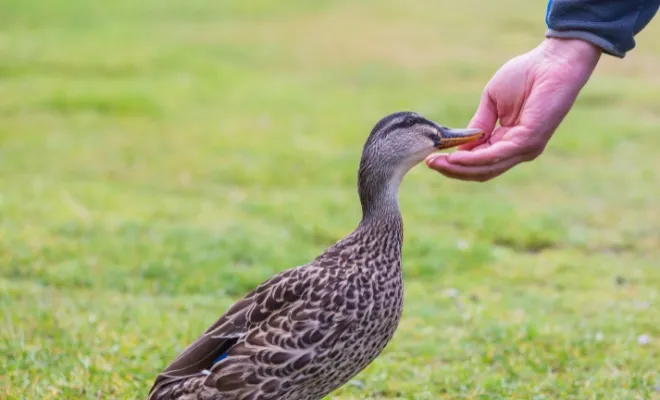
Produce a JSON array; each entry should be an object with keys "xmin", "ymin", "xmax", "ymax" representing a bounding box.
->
[{"xmin": 404, "ymin": 117, "xmax": 417, "ymax": 127}]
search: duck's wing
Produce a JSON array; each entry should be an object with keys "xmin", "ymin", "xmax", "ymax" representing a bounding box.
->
[
  {"xmin": 203, "ymin": 296, "xmax": 356, "ymax": 399},
  {"xmin": 147, "ymin": 264, "xmax": 355, "ymax": 399}
]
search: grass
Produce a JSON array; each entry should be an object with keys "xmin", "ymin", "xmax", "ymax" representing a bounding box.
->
[{"xmin": 1, "ymin": 0, "xmax": 660, "ymax": 398}]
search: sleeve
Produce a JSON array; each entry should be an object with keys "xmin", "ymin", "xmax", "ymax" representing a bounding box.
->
[{"xmin": 545, "ymin": 0, "xmax": 660, "ymax": 58}]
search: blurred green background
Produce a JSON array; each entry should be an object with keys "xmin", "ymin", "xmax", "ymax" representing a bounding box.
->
[{"xmin": 1, "ymin": 0, "xmax": 659, "ymax": 398}]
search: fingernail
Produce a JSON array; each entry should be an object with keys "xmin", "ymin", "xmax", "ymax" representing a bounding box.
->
[{"xmin": 425, "ymin": 154, "xmax": 443, "ymax": 166}]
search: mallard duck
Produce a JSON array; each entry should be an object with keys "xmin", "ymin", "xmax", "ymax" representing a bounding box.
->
[{"xmin": 147, "ymin": 111, "xmax": 483, "ymax": 400}]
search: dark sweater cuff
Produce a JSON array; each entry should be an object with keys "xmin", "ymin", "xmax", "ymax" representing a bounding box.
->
[
  {"xmin": 545, "ymin": 29, "xmax": 625, "ymax": 58},
  {"xmin": 545, "ymin": 0, "xmax": 660, "ymax": 59}
]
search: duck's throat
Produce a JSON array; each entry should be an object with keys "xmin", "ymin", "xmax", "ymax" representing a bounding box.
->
[{"xmin": 358, "ymin": 166, "xmax": 404, "ymax": 225}]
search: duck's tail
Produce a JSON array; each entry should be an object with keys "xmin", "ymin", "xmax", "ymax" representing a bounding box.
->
[{"xmin": 147, "ymin": 373, "xmax": 216, "ymax": 400}]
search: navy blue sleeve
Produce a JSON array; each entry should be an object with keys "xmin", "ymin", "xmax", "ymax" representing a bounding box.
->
[{"xmin": 545, "ymin": 0, "xmax": 660, "ymax": 58}]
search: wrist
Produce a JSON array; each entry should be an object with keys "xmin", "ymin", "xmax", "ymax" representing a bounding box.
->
[{"xmin": 540, "ymin": 37, "xmax": 602, "ymax": 68}]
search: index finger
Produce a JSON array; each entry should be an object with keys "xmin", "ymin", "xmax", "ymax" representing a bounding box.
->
[{"xmin": 458, "ymin": 90, "xmax": 498, "ymax": 151}]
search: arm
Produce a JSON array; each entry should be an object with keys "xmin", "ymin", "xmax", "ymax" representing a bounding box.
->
[{"xmin": 546, "ymin": 0, "xmax": 660, "ymax": 58}]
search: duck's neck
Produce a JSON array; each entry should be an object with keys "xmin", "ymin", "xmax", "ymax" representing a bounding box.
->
[{"xmin": 357, "ymin": 164, "xmax": 405, "ymax": 232}]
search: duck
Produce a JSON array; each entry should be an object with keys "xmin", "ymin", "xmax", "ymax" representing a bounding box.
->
[{"xmin": 146, "ymin": 111, "xmax": 483, "ymax": 400}]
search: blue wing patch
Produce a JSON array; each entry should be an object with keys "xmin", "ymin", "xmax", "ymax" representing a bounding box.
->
[{"xmin": 213, "ymin": 351, "xmax": 228, "ymax": 364}]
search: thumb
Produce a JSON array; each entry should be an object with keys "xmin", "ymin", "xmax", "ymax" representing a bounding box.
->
[{"xmin": 457, "ymin": 89, "xmax": 498, "ymax": 151}]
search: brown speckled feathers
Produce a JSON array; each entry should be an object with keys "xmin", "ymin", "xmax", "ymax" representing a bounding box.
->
[{"xmin": 147, "ymin": 217, "xmax": 403, "ymax": 400}]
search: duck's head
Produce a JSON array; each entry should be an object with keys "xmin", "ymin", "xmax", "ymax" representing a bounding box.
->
[
  {"xmin": 359, "ymin": 111, "xmax": 483, "ymax": 179},
  {"xmin": 357, "ymin": 111, "xmax": 483, "ymax": 216}
]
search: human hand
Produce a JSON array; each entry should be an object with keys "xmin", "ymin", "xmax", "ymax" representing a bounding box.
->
[{"xmin": 426, "ymin": 38, "xmax": 602, "ymax": 182}]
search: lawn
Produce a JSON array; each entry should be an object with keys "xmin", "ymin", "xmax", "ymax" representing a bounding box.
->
[{"xmin": 1, "ymin": 0, "xmax": 660, "ymax": 398}]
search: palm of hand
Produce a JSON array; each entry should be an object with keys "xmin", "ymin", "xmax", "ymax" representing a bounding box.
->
[{"xmin": 426, "ymin": 39, "xmax": 600, "ymax": 182}]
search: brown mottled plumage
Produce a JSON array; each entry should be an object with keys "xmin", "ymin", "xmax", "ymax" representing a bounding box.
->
[{"xmin": 147, "ymin": 111, "xmax": 483, "ymax": 400}]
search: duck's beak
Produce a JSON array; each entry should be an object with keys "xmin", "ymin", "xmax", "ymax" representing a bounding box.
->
[{"xmin": 433, "ymin": 127, "xmax": 484, "ymax": 150}]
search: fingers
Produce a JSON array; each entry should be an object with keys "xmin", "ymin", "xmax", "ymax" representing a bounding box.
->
[
  {"xmin": 450, "ymin": 124, "xmax": 545, "ymax": 167},
  {"xmin": 447, "ymin": 138, "xmax": 521, "ymax": 167},
  {"xmin": 457, "ymin": 89, "xmax": 498, "ymax": 151},
  {"xmin": 425, "ymin": 126, "xmax": 543, "ymax": 181},
  {"xmin": 425, "ymin": 152, "xmax": 527, "ymax": 182}
]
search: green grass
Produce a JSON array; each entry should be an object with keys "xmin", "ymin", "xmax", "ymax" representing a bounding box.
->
[{"xmin": 2, "ymin": 0, "xmax": 660, "ymax": 398}]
